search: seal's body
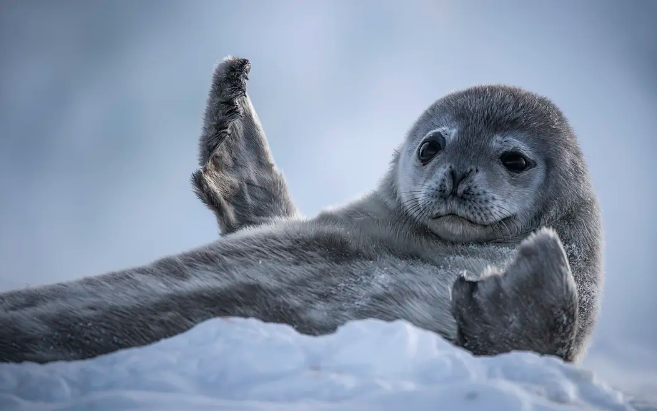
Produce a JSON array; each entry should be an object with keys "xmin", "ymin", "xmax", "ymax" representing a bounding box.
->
[{"xmin": 0, "ymin": 57, "xmax": 603, "ymax": 365}]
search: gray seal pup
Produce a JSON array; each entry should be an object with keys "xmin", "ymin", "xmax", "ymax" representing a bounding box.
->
[{"xmin": 0, "ymin": 57, "xmax": 603, "ymax": 366}]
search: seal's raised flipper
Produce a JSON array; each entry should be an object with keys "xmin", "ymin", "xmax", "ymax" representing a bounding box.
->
[
  {"xmin": 451, "ymin": 227, "xmax": 579, "ymax": 362},
  {"xmin": 191, "ymin": 56, "xmax": 299, "ymax": 235}
]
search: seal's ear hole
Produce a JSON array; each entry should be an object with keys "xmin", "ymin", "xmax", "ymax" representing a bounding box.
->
[
  {"xmin": 417, "ymin": 131, "xmax": 446, "ymax": 165},
  {"xmin": 500, "ymin": 151, "xmax": 535, "ymax": 173}
]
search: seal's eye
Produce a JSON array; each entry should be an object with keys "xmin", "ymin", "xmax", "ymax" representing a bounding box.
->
[
  {"xmin": 417, "ymin": 139, "xmax": 444, "ymax": 165},
  {"xmin": 500, "ymin": 152, "xmax": 533, "ymax": 172}
]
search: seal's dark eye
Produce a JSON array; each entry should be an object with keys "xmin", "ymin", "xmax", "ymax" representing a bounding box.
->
[
  {"xmin": 417, "ymin": 139, "xmax": 443, "ymax": 165},
  {"xmin": 500, "ymin": 152, "xmax": 533, "ymax": 172}
]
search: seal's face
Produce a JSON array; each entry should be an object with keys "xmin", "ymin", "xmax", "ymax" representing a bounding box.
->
[
  {"xmin": 400, "ymin": 126, "xmax": 546, "ymax": 243},
  {"xmin": 396, "ymin": 85, "xmax": 577, "ymax": 243}
]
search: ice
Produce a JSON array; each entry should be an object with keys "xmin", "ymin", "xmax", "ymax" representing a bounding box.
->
[{"xmin": 0, "ymin": 318, "xmax": 641, "ymax": 411}]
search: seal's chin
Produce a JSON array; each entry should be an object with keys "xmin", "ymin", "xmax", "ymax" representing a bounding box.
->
[
  {"xmin": 430, "ymin": 214, "xmax": 482, "ymax": 226},
  {"xmin": 427, "ymin": 214, "xmax": 492, "ymax": 243}
]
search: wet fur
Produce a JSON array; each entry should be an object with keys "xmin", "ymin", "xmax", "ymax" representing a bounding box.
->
[{"xmin": 0, "ymin": 57, "xmax": 603, "ymax": 366}]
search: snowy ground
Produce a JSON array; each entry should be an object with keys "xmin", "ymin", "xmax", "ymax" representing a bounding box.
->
[{"xmin": 0, "ymin": 318, "xmax": 645, "ymax": 411}]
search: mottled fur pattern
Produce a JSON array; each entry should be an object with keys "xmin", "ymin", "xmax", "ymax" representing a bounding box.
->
[{"xmin": 0, "ymin": 57, "xmax": 603, "ymax": 367}]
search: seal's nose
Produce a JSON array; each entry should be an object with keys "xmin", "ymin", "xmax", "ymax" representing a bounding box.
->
[{"xmin": 449, "ymin": 167, "xmax": 474, "ymax": 195}]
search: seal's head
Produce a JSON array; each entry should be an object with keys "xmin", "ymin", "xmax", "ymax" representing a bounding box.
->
[{"xmin": 394, "ymin": 85, "xmax": 592, "ymax": 243}]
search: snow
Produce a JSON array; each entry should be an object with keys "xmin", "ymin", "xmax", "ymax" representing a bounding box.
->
[{"xmin": 0, "ymin": 318, "xmax": 639, "ymax": 411}]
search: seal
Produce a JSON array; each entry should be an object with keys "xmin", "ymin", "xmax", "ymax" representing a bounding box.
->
[
  {"xmin": 0, "ymin": 57, "xmax": 603, "ymax": 365},
  {"xmin": 194, "ymin": 57, "xmax": 604, "ymax": 362}
]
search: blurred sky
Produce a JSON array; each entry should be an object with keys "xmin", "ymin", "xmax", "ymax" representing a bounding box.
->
[{"xmin": 0, "ymin": 0, "xmax": 655, "ymax": 398}]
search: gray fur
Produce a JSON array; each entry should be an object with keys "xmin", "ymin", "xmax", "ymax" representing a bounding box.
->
[
  {"xmin": 452, "ymin": 228, "xmax": 579, "ymax": 360},
  {"xmin": 191, "ymin": 56, "xmax": 298, "ymax": 235},
  {"xmin": 0, "ymin": 57, "xmax": 603, "ymax": 367}
]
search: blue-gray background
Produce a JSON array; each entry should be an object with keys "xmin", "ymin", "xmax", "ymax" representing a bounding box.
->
[{"xmin": 1, "ymin": 0, "xmax": 655, "ymax": 397}]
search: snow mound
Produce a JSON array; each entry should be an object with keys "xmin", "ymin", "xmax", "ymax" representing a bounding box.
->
[{"xmin": 0, "ymin": 318, "xmax": 636, "ymax": 411}]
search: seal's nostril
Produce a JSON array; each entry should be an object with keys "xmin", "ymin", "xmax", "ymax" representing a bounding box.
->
[{"xmin": 449, "ymin": 169, "xmax": 458, "ymax": 192}]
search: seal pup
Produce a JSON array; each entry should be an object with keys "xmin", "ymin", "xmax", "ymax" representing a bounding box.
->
[
  {"xmin": 0, "ymin": 58, "xmax": 603, "ymax": 365},
  {"xmin": 193, "ymin": 57, "xmax": 604, "ymax": 362}
]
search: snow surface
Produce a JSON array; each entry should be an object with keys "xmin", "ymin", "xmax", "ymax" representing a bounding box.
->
[{"xmin": 0, "ymin": 318, "xmax": 640, "ymax": 411}]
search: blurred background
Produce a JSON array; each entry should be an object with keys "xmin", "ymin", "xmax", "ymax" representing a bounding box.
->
[{"xmin": 0, "ymin": 0, "xmax": 655, "ymax": 398}]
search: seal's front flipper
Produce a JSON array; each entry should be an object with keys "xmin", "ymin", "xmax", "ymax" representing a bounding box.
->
[
  {"xmin": 192, "ymin": 56, "xmax": 299, "ymax": 236},
  {"xmin": 451, "ymin": 227, "xmax": 579, "ymax": 361}
]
